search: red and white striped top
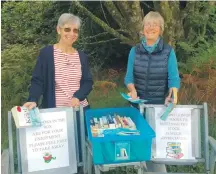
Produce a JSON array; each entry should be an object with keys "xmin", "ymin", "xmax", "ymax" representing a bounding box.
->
[{"xmin": 54, "ymin": 48, "xmax": 88, "ymax": 107}]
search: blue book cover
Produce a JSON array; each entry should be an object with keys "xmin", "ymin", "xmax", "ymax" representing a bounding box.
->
[
  {"xmin": 115, "ymin": 141, "xmax": 130, "ymax": 161},
  {"xmin": 11, "ymin": 106, "xmax": 41, "ymax": 128},
  {"xmin": 120, "ymin": 92, "xmax": 148, "ymax": 104},
  {"xmin": 160, "ymin": 103, "xmax": 175, "ymax": 121}
]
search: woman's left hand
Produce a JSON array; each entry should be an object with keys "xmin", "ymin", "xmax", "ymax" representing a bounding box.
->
[
  {"xmin": 165, "ymin": 97, "xmax": 173, "ymax": 106},
  {"xmin": 165, "ymin": 87, "xmax": 178, "ymax": 106},
  {"xmin": 71, "ymin": 97, "xmax": 80, "ymax": 107}
]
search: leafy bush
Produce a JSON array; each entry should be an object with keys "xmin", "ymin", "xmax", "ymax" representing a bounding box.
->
[
  {"xmin": 1, "ymin": 44, "xmax": 40, "ymax": 147},
  {"xmin": 176, "ymin": 2, "xmax": 216, "ymax": 63},
  {"xmin": 179, "ymin": 58, "xmax": 216, "ymax": 120},
  {"xmin": 1, "ymin": 2, "xmax": 54, "ymax": 47},
  {"xmin": 178, "ymin": 44, "xmax": 216, "ymax": 74},
  {"xmin": 2, "ymin": 44, "xmax": 40, "ymax": 106}
]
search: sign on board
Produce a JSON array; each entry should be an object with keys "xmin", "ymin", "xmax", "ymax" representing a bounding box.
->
[
  {"xmin": 154, "ymin": 107, "xmax": 194, "ymax": 160},
  {"xmin": 19, "ymin": 108, "xmax": 77, "ymax": 174}
]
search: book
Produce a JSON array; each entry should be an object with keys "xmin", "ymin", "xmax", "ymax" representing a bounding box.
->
[
  {"xmin": 93, "ymin": 117, "xmax": 99, "ymax": 128},
  {"xmin": 99, "ymin": 118, "xmax": 104, "ymax": 128},
  {"xmin": 114, "ymin": 115, "xmax": 122, "ymax": 128},
  {"xmin": 117, "ymin": 116, "xmax": 126, "ymax": 128},
  {"xmin": 126, "ymin": 117, "xmax": 136, "ymax": 129},
  {"xmin": 160, "ymin": 103, "xmax": 175, "ymax": 121},
  {"xmin": 166, "ymin": 148, "xmax": 182, "ymax": 154},
  {"xmin": 160, "ymin": 88, "xmax": 178, "ymax": 121},
  {"xmin": 122, "ymin": 117, "xmax": 129, "ymax": 128},
  {"xmin": 90, "ymin": 117, "xmax": 96, "ymax": 129},
  {"xmin": 113, "ymin": 117, "xmax": 118, "ymax": 128},
  {"xmin": 107, "ymin": 115, "xmax": 116, "ymax": 129},
  {"xmin": 11, "ymin": 106, "xmax": 41, "ymax": 128},
  {"xmin": 115, "ymin": 142, "xmax": 130, "ymax": 160},
  {"xmin": 116, "ymin": 128, "xmax": 140, "ymax": 136},
  {"xmin": 120, "ymin": 92, "xmax": 148, "ymax": 104},
  {"xmin": 102, "ymin": 116, "xmax": 109, "ymax": 128}
]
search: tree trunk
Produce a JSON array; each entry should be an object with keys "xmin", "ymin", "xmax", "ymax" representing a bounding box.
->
[
  {"xmin": 73, "ymin": 1, "xmax": 143, "ymax": 46},
  {"xmin": 153, "ymin": 1, "xmax": 184, "ymax": 48}
]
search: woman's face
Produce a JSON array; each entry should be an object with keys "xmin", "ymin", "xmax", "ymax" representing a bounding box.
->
[
  {"xmin": 57, "ymin": 23, "xmax": 79, "ymax": 46},
  {"xmin": 143, "ymin": 19, "xmax": 161, "ymax": 42}
]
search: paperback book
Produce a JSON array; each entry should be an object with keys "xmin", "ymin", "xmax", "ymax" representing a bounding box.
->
[
  {"xmin": 11, "ymin": 106, "xmax": 41, "ymax": 128},
  {"xmin": 120, "ymin": 92, "xmax": 148, "ymax": 104}
]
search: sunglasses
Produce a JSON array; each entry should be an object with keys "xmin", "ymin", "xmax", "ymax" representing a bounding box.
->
[{"xmin": 61, "ymin": 27, "xmax": 79, "ymax": 34}]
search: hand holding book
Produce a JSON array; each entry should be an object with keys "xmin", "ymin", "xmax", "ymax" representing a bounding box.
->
[
  {"xmin": 11, "ymin": 106, "xmax": 41, "ymax": 128},
  {"xmin": 120, "ymin": 92, "xmax": 148, "ymax": 104},
  {"xmin": 128, "ymin": 90, "xmax": 138, "ymax": 100},
  {"xmin": 161, "ymin": 88, "xmax": 178, "ymax": 121},
  {"xmin": 23, "ymin": 102, "xmax": 37, "ymax": 110}
]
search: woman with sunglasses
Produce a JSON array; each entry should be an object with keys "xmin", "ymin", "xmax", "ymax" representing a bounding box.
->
[
  {"xmin": 23, "ymin": 13, "xmax": 93, "ymax": 110},
  {"xmin": 23, "ymin": 13, "xmax": 93, "ymax": 166},
  {"xmin": 125, "ymin": 11, "xmax": 180, "ymax": 107}
]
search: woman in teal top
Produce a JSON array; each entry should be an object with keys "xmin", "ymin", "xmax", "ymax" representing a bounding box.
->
[{"xmin": 125, "ymin": 11, "xmax": 180, "ymax": 105}]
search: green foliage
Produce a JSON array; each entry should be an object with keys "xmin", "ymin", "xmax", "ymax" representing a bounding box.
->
[
  {"xmin": 2, "ymin": 44, "xmax": 40, "ymax": 105},
  {"xmin": 1, "ymin": 44, "xmax": 40, "ymax": 147},
  {"xmin": 1, "ymin": 2, "xmax": 53, "ymax": 47},
  {"xmin": 176, "ymin": 2, "xmax": 216, "ymax": 63},
  {"xmin": 178, "ymin": 44, "xmax": 216, "ymax": 74},
  {"xmin": 167, "ymin": 164, "xmax": 205, "ymax": 173},
  {"xmin": 1, "ymin": 1, "xmax": 75, "ymax": 48},
  {"xmin": 2, "ymin": 1, "xmax": 129, "ymax": 69}
]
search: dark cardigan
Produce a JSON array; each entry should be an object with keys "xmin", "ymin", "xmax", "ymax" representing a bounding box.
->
[{"xmin": 27, "ymin": 45, "xmax": 93, "ymax": 108}]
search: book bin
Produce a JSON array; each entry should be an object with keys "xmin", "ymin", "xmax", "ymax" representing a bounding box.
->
[{"xmin": 86, "ymin": 107, "xmax": 155, "ymax": 164}]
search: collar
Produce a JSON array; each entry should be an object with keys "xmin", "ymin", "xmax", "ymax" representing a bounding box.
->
[{"xmin": 141, "ymin": 37, "xmax": 160, "ymax": 49}]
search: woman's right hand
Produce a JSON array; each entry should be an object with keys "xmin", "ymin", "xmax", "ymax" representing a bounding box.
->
[
  {"xmin": 23, "ymin": 102, "xmax": 37, "ymax": 110},
  {"xmin": 128, "ymin": 90, "xmax": 138, "ymax": 100}
]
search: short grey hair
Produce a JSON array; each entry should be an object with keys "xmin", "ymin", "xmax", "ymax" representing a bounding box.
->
[
  {"xmin": 57, "ymin": 13, "xmax": 81, "ymax": 29},
  {"xmin": 142, "ymin": 11, "xmax": 164, "ymax": 35}
]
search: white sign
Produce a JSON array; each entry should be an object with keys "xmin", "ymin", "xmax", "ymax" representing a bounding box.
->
[
  {"xmin": 154, "ymin": 107, "xmax": 194, "ymax": 160},
  {"xmin": 25, "ymin": 111, "xmax": 71, "ymax": 172}
]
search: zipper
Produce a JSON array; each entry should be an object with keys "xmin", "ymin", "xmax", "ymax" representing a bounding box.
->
[{"xmin": 145, "ymin": 53, "xmax": 152, "ymax": 98}]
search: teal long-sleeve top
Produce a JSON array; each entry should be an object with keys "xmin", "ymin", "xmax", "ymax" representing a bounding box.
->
[{"xmin": 124, "ymin": 38, "xmax": 180, "ymax": 89}]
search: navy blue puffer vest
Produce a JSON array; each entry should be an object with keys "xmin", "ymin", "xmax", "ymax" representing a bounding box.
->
[{"xmin": 134, "ymin": 38, "xmax": 171, "ymax": 104}]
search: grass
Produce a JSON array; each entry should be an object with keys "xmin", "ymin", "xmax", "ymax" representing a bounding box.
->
[{"xmin": 88, "ymin": 86, "xmax": 128, "ymax": 109}]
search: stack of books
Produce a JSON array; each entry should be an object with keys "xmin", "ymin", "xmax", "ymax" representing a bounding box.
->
[
  {"xmin": 166, "ymin": 142, "xmax": 184, "ymax": 159},
  {"xmin": 90, "ymin": 114, "xmax": 139, "ymax": 137}
]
